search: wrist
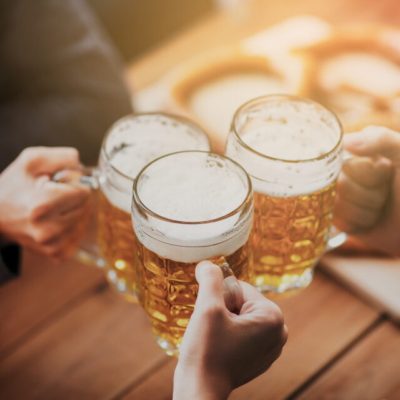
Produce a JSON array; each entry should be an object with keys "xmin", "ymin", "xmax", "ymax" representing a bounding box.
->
[{"xmin": 173, "ymin": 362, "xmax": 232, "ymax": 400}]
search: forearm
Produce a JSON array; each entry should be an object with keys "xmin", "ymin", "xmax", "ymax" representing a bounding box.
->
[{"xmin": 173, "ymin": 364, "xmax": 231, "ymax": 400}]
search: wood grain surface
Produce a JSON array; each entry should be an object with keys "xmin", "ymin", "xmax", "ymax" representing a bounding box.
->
[
  {"xmin": 1, "ymin": 0, "xmax": 400, "ymax": 399},
  {"xmin": 0, "ymin": 251, "xmax": 103, "ymax": 357},
  {"xmin": 298, "ymin": 322, "xmax": 400, "ymax": 400},
  {"xmin": 123, "ymin": 272, "xmax": 380, "ymax": 400},
  {"xmin": 0, "ymin": 282, "xmax": 168, "ymax": 400}
]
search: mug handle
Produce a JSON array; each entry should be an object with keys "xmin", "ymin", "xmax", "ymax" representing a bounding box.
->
[
  {"xmin": 52, "ymin": 168, "xmax": 106, "ymax": 268},
  {"xmin": 326, "ymin": 150, "xmax": 356, "ymax": 252},
  {"xmin": 326, "ymin": 228, "xmax": 348, "ymax": 251}
]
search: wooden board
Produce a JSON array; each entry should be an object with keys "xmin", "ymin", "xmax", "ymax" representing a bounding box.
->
[
  {"xmin": 0, "ymin": 285, "xmax": 167, "ymax": 400},
  {"xmin": 0, "ymin": 250, "xmax": 104, "ymax": 357},
  {"xmin": 126, "ymin": 0, "xmax": 400, "ymax": 92},
  {"xmin": 123, "ymin": 272, "xmax": 379, "ymax": 400},
  {"xmin": 322, "ymin": 255, "xmax": 400, "ymax": 323},
  {"xmin": 298, "ymin": 321, "xmax": 400, "ymax": 400}
]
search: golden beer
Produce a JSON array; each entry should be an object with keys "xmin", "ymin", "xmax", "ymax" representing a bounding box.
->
[
  {"xmin": 226, "ymin": 95, "xmax": 343, "ymax": 294},
  {"xmin": 251, "ymin": 183, "xmax": 336, "ymax": 291},
  {"xmin": 136, "ymin": 243, "xmax": 249, "ymax": 352},
  {"xmin": 132, "ymin": 151, "xmax": 253, "ymax": 355},
  {"xmin": 97, "ymin": 114, "xmax": 210, "ymax": 301},
  {"xmin": 97, "ymin": 190, "xmax": 138, "ymax": 300}
]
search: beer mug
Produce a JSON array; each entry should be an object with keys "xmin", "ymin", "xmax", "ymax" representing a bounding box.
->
[
  {"xmin": 131, "ymin": 151, "xmax": 253, "ymax": 355},
  {"xmin": 225, "ymin": 95, "xmax": 346, "ymax": 294},
  {"xmin": 55, "ymin": 113, "xmax": 210, "ymax": 302}
]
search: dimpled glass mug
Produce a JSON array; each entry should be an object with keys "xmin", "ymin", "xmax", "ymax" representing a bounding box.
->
[
  {"xmin": 54, "ymin": 113, "xmax": 210, "ymax": 302},
  {"xmin": 226, "ymin": 95, "xmax": 347, "ymax": 295},
  {"xmin": 131, "ymin": 151, "xmax": 253, "ymax": 355}
]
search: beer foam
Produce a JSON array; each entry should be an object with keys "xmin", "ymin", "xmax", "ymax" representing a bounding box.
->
[
  {"xmin": 132, "ymin": 152, "xmax": 252, "ymax": 263},
  {"xmin": 139, "ymin": 153, "xmax": 248, "ymax": 221},
  {"xmin": 99, "ymin": 115, "xmax": 210, "ymax": 212},
  {"xmin": 227, "ymin": 98, "xmax": 342, "ymax": 197},
  {"xmin": 238, "ymin": 104, "xmax": 338, "ymax": 161}
]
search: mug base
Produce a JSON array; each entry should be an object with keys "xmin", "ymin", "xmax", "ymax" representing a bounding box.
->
[
  {"xmin": 255, "ymin": 267, "xmax": 314, "ymax": 295},
  {"xmin": 156, "ymin": 336, "xmax": 180, "ymax": 357},
  {"xmin": 106, "ymin": 269, "xmax": 139, "ymax": 304}
]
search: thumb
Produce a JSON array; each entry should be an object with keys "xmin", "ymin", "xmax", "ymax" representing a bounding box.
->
[
  {"xmin": 345, "ymin": 126, "xmax": 400, "ymax": 166},
  {"xmin": 195, "ymin": 261, "xmax": 225, "ymax": 309},
  {"xmin": 22, "ymin": 147, "xmax": 81, "ymax": 176}
]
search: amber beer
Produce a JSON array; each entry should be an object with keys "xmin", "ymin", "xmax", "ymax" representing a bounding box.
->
[
  {"xmin": 97, "ymin": 114, "xmax": 210, "ymax": 301},
  {"xmin": 132, "ymin": 152, "xmax": 253, "ymax": 355},
  {"xmin": 226, "ymin": 95, "xmax": 343, "ymax": 294}
]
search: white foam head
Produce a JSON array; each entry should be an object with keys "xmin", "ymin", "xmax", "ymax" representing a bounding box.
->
[
  {"xmin": 98, "ymin": 114, "xmax": 210, "ymax": 212},
  {"xmin": 226, "ymin": 96, "xmax": 343, "ymax": 197},
  {"xmin": 132, "ymin": 152, "xmax": 253, "ymax": 263}
]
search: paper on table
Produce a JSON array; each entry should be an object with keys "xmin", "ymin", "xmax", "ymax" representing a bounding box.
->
[{"xmin": 321, "ymin": 255, "xmax": 400, "ymax": 324}]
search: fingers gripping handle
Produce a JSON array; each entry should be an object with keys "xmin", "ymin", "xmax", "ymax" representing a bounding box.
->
[
  {"xmin": 52, "ymin": 167, "xmax": 99, "ymax": 189},
  {"xmin": 326, "ymin": 150, "xmax": 354, "ymax": 251},
  {"xmin": 51, "ymin": 167, "xmax": 105, "ymax": 268},
  {"xmin": 219, "ymin": 260, "xmax": 244, "ymax": 313}
]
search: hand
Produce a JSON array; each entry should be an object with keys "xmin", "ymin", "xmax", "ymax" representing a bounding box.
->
[
  {"xmin": 334, "ymin": 126, "xmax": 400, "ymax": 256},
  {"xmin": 173, "ymin": 261, "xmax": 288, "ymax": 400},
  {"xmin": 0, "ymin": 147, "xmax": 91, "ymax": 260}
]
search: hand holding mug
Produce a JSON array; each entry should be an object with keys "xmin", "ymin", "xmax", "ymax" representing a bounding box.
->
[
  {"xmin": 174, "ymin": 261, "xmax": 287, "ymax": 400},
  {"xmin": 0, "ymin": 147, "xmax": 90, "ymax": 260}
]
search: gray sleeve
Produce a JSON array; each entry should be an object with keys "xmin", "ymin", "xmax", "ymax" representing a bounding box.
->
[{"xmin": 0, "ymin": 0, "xmax": 133, "ymax": 171}]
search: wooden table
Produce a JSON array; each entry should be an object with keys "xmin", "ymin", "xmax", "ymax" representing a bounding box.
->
[{"xmin": 1, "ymin": 0, "xmax": 400, "ymax": 399}]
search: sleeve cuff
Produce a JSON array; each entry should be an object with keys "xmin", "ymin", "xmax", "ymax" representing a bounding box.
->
[{"xmin": 0, "ymin": 243, "xmax": 21, "ymax": 284}]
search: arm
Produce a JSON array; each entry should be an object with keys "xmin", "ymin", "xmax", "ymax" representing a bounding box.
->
[{"xmin": 0, "ymin": 0, "xmax": 132, "ymax": 170}]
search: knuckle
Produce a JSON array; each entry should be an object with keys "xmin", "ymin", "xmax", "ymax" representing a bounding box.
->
[
  {"xmin": 32, "ymin": 229, "xmax": 52, "ymax": 245},
  {"xmin": 265, "ymin": 304, "xmax": 285, "ymax": 330},
  {"xmin": 20, "ymin": 147, "xmax": 38, "ymax": 159},
  {"xmin": 72, "ymin": 185, "xmax": 91, "ymax": 200},
  {"xmin": 64, "ymin": 147, "xmax": 80, "ymax": 163},
  {"xmin": 44, "ymin": 246, "xmax": 61, "ymax": 258},
  {"xmin": 20, "ymin": 147, "xmax": 51, "ymax": 173},
  {"xmin": 282, "ymin": 324, "xmax": 289, "ymax": 345},
  {"xmin": 379, "ymin": 130, "xmax": 396, "ymax": 146},
  {"xmin": 29, "ymin": 203, "xmax": 49, "ymax": 222},
  {"xmin": 20, "ymin": 147, "xmax": 42, "ymax": 166}
]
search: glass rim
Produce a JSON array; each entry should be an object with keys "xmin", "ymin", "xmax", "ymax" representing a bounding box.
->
[
  {"xmin": 230, "ymin": 94, "xmax": 344, "ymax": 164},
  {"xmin": 101, "ymin": 112, "xmax": 211, "ymax": 182},
  {"xmin": 132, "ymin": 150, "xmax": 253, "ymax": 225}
]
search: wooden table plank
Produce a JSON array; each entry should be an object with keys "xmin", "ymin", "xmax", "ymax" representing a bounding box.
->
[
  {"xmin": 123, "ymin": 272, "xmax": 380, "ymax": 400},
  {"xmin": 0, "ymin": 250, "xmax": 104, "ymax": 357},
  {"xmin": 297, "ymin": 321, "xmax": 400, "ymax": 400},
  {"xmin": 0, "ymin": 284, "xmax": 167, "ymax": 400},
  {"xmin": 2, "ymin": 1, "xmax": 399, "ymax": 399}
]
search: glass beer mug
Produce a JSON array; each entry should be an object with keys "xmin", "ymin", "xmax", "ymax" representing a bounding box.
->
[
  {"xmin": 226, "ymin": 95, "xmax": 347, "ymax": 295},
  {"xmin": 55, "ymin": 113, "xmax": 210, "ymax": 302},
  {"xmin": 131, "ymin": 151, "xmax": 253, "ymax": 355}
]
